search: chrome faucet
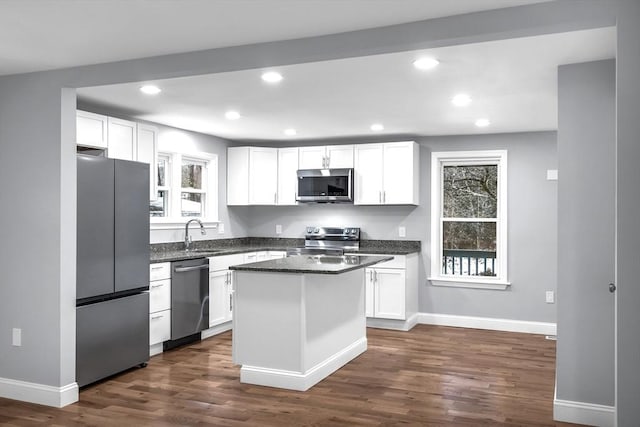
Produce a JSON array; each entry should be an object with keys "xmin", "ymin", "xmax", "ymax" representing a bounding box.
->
[{"xmin": 184, "ymin": 219, "xmax": 206, "ymax": 251}]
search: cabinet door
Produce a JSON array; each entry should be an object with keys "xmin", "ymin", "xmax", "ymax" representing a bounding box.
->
[
  {"xmin": 149, "ymin": 310, "xmax": 171, "ymax": 345},
  {"xmin": 76, "ymin": 110, "xmax": 108, "ymax": 148},
  {"xmin": 149, "ymin": 278, "xmax": 171, "ymax": 313},
  {"xmin": 383, "ymin": 141, "xmax": 418, "ymax": 205},
  {"xmin": 277, "ymin": 147, "xmax": 299, "ymax": 205},
  {"xmin": 248, "ymin": 147, "xmax": 278, "ymax": 205},
  {"xmin": 354, "ymin": 144, "xmax": 383, "ymax": 205},
  {"xmin": 107, "ymin": 117, "xmax": 137, "ymax": 161},
  {"xmin": 136, "ymin": 124, "xmax": 158, "ymax": 201},
  {"xmin": 227, "ymin": 147, "xmax": 249, "ymax": 205},
  {"xmin": 256, "ymin": 251, "xmax": 268, "ymax": 261},
  {"xmin": 244, "ymin": 252, "xmax": 257, "ymax": 263},
  {"xmin": 268, "ymin": 251, "xmax": 286, "ymax": 259},
  {"xmin": 298, "ymin": 146, "xmax": 326, "ymax": 169},
  {"xmin": 209, "ymin": 270, "xmax": 229, "ymax": 327},
  {"xmin": 365, "ymin": 268, "xmax": 374, "ymax": 317},
  {"xmin": 326, "ymin": 145, "xmax": 354, "ymax": 168},
  {"xmin": 374, "ymin": 268, "xmax": 406, "ymax": 320}
]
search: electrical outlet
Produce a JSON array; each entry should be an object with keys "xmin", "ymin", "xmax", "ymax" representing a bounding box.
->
[
  {"xmin": 12, "ymin": 328, "xmax": 21, "ymax": 346},
  {"xmin": 547, "ymin": 169, "xmax": 558, "ymax": 181},
  {"xmin": 218, "ymin": 223, "xmax": 225, "ymax": 234},
  {"xmin": 545, "ymin": 291, "xmax": 555, "ymax": 304},
  {"xmin": 398, "ymin": 226, "xmax": 406, "ymax": 238},
  {"xmin": 275, "ymin": 224, "xmax": 282, "ymax": 235}
]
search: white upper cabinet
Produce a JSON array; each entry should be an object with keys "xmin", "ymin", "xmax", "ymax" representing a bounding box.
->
[
  {"xmin": 136, "ymin": 124, "xmax": 158, "ymax": 200},
  {"xmin": 298, "ymin": 145, "xmax": 354, "ymax": 169},
  {"xmin": 227, "ymin": 147, "xmax": 278, "ymax": 206},
  {"xmin": 325, "ymin": 145, "xmax": 354, "ymax": 168},
  {"xmin": 277, "ymin": 147, "xmax": 299, "ymax": 205},
  {"xmin": 354, "ymin": 141, "xmax": 419, "ymax": 205},
  {"xmin": 76, "ymin": 110, "xmax": 108, "ymax": 149},
  {"xmin": 107, "ymin": 117, "xmax": 137, "ymax": 161}
]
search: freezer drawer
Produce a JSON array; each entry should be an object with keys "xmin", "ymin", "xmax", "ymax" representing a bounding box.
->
[{"xmin": 76, "ymin": 292, "xmax": 149, "ymax": 387}]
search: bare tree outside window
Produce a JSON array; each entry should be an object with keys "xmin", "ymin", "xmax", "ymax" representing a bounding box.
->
[{"xmin": 442, "ymin": 165, "xmax": 498, "ymax": 276}]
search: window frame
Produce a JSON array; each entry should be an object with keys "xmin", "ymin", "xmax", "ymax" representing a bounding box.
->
[
  {"xmin": 150, "ymin": 151, "xmax": 218, "ymax": 228},
  {"xmin": 150, "ymin": 153, "xmax": 171, "ymax": 218},
  {"xmin": 429, "ymin": 150, "xmax": 510, "ymax": 290}
]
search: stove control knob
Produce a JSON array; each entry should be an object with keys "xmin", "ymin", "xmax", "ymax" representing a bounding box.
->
[{"xmin": 314, "ymin": 228, "xmax": 320, "ymax": 233}]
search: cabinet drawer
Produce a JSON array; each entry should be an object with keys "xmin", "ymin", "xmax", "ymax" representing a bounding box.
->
[
  {"xmin": 149, "ymin": 309, "xmax": 171, "ymax": 345},
  {"xmin": 149, "ymin": 278, "xmax": 171, "ymax": 313},
  {"xmin": 209, "ymin": 253, "xmax": 245, "ymax": 272},
  {"xmin": 358, "ymin": 254, "xmax": 405, "ymax": 269},
  {"xmin": 150, "ymin": 262, "xmax": 171, "ymax": 281}
]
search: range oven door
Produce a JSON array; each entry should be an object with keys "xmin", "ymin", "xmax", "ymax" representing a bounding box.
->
[{"xmin": 296, "ymin": 168, "xmax": 353, "ymax": 202}]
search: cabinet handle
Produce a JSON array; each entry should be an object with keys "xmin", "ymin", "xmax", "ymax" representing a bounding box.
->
[
  {"xmin": 379, "ymin": 191, "xmax": 382, "ymax": 204},
  {"xmin": 274, "ymin": 192, "xmax": 277, "ymax": 204},
  {"xmin": 374, "ymin": 270, "xmax": 378, "ymax": 282},
  {"xmin": 383, "ymin": 191, "xmax": 386, "ymax": 204},
  {"xmin": 150, "ymin": 283, "xmax": 163, "ymax": 288},
  {"xmin": 369, "ymin": 270, "xmax": 373, "ymax": 282},
  {"xmin": 229, "ymin": 294, "xmax": 233, "ymax": 311},
  {"xmin": 151, "ymin": 266, "xmax": 163, "ymax": 270},
  {"xmin": 151, "ymin": 314, "xmax": 164, "ymax": 320}
]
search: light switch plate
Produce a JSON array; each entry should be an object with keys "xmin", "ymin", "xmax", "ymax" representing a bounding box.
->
[
  {"xmin": 275, "ymin": 224, "xmax": 283, "ymax": 235},
  {"xmin": 12, "ymin": 328, "xmax": 21, "ymax": 346},
  {"xmin": 218, "ymin": 223, "xmax": 225, "ymax": 234},
  {"xmin": 398, "ymin": 226, "xmax": 406, "ymax": 238}
]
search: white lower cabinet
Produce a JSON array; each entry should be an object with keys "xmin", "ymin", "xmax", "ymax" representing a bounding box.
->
[
  {"xmin": 267, "ymin": 250, "xmax": 286, "ymax": 259},
  {"xmin": 363, "ymin": 253, "xmax": 418, "ymax": 326},
  {"xmin": 149, "ymin": 262, "xmax": 171, "ymax": 347},
  {"xmin": 209, "ymin": 269, "xmax": 233, "ymax": 327},
  {"xmin": 149, "ymin": 310, "xmax": 171, "ymax": 345}
]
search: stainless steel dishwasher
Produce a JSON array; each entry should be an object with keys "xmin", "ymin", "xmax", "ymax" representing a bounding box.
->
[{"xmin": 167, "ymin": 258, "xmax": 209, "ymax": 348}]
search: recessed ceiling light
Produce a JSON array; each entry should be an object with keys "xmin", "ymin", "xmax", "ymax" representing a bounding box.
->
[
  {"xmin": 370, "ymin": 123, "xmax": 384, "ymax": 131},
  {"xmin": 225, "ymin": 110, "xmax": 241, "ymax": 120},
  {"xmin": 413, "ymin": 58, "xmax": 439, "ymax": 70},
  {"xmin": 475, "ymin": 118, "xmax": 491, "ymax": 128},
  {"xmin": 452, "ymin": 93, "xmax": 472, "ymax": 107},
  {"xmin": 284, "ymin": 128, "xmax": 297, "ymax": 136},
  {"xmin": 261, "ymin": 71, "xmax": 283, "ymax": 83},
  {"xmin": 139, "ymin": 85, "xmax": 161, "ymax": 95}
]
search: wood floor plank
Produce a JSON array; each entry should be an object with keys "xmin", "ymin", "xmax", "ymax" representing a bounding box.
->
[{"xmin": 0, "ymin": 325, "xmax": 583, "ymax": 426}]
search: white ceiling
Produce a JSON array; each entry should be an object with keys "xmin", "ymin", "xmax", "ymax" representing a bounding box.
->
[
  {"xmin": 0, "ymin": 0, "xmax": 548, "ymax": 76},
  {"xmin": 78, "ymin": 27, "xmax": 615, "ymax": 140}
]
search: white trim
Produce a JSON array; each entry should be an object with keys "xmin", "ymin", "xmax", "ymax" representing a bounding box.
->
[
  {"xmin": 554, "ymin": 398, "xmax": 615, "ymax": 427},
  {"xmin": 0, "ymin": 377, "xmax": 78, "ymax": 408},
  {"xmin": 428, "ymin": 276, "xmax": 511, "ymax": 290},
  {"xmin": 366, "ymin": 312, "xmax": 419, "ymax": 331},
  {"xmin": 430, "ymin": 150, "xmax": 508, "ymax": 283},
  {"xmin": 417, "ymin": 312, "xmax": 556, "ymax": 335},
  {"xmin": 240, "ymin": 337, "xmax": 367, "ymax": 391},
  {"xmin": 201, "ymin": 321, "xmax": 233, "ymax": 340}
]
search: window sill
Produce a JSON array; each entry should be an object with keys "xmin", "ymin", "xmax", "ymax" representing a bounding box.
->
[
  {"xmin": 428, "ymin": 276, "xmax": 511, "ymax": 290},
  {"xmin": 150, "ymin": 218, "xmax": 219, "ymax": 230}
]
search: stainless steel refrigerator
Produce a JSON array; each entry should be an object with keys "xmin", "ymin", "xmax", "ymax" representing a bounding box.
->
[{"xmin": 76, "ymin": 154, "xmax": 150, "ymax": 387}]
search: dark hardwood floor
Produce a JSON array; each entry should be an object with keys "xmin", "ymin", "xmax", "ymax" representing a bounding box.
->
[{"xmin": 0, "ymin": 325, "xmax": 581, "ymax": 426}]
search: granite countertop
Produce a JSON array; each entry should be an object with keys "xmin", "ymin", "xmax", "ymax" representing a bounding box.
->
[
  {"xmin": 229, "ymin": 254, "xmax": 394, "ymax": 275},
  {"xmin": 150, "ymin": 237, "xmax": 420, "ymax": 263}
]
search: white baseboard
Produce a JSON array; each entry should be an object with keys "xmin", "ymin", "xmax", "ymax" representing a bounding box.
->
[
  {"xmin": 0, "ymin": 377, "xmax": 78, "ymax": 408},
  {"xmin": 201, "ymin": 321, "xmax": 232, "ymax": 340},
  {"xmin": 417, "ymin": 312, "xmax": 557, "ymax": 335},
  {"xmin": 240, "ymin": 337, "xmax": 367, "ymax": 391},
  {"xmin": 366, "ymin": 313, "xmax": 419, "ymax": 331},
  {"xmin": 554, "ymin": 398, "xmax": 615, "ymax": 427}
]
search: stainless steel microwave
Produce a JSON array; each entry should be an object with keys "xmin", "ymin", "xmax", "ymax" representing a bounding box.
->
[{"xmin": 296, "ymin": 168, "xmax": 353, "ymax": 203}]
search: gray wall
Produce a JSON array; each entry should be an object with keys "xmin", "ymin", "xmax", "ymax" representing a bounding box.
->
[
  {"xmin": 556, "ymin": 60, "xmax": 615, "ymax": 407},
  {"xmin": 616, "ymin": 1, "xmax": 640, "ymax": 424},
  {"xmin": 247, "ymin": 132, "xmax": 558, "ymax": 322}
]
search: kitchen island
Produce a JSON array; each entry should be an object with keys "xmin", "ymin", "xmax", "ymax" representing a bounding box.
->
[{"xmin": 229, "ymin": 254, "xmax": 392, "ymax": 391}]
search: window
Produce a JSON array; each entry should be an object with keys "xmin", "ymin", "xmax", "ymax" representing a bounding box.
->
[
  {"xmin": 150, "ymin": 154, "xmax": 170, "ymax": 217},
  {"xmin": 149, "ymin": 151, "xmax": 218, "ymax": 225},
  {"xmin": 429, "ymin": 150, "xmax": 509, "ymax": 289}
]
